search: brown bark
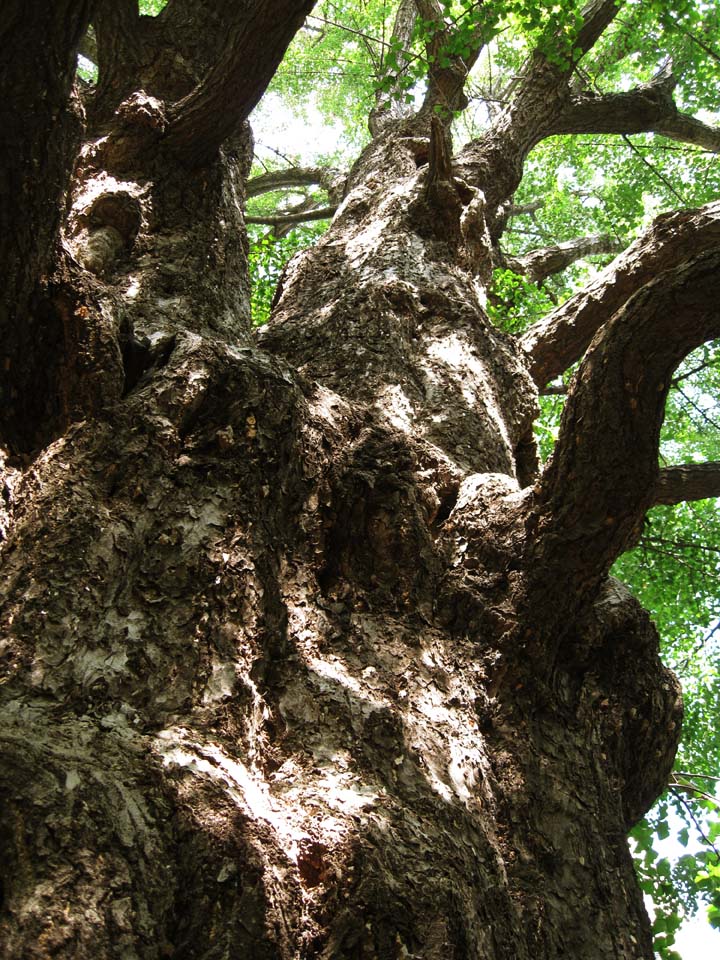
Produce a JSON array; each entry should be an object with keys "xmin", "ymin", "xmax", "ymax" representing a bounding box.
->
[
  {"xmin": 454, "ymin": 0, "xmax": 621, "ymax": 213},
  {"xmin": 528, "ymin": 251, "xmax": 720, "ymax": 633},
  {"xmin": 654, "ymin": 461, "xmax": 720, "ymax": 506},
  {"xmin": 521, "ymin": 200, "xmax": 720, "ymax": 388},
  {"xmin": 503, "ymin": 234, "xmax": 624, "ymax": 283},
  {"xmin": 0, "ymin": 2, "xmax": 712, "ymax": 958},
  {"xmin": 0, "ymin": 0, "xmax": 103, "ymax": 450},
  {"xmin": 165, "ymin": 0, "xmax": 317, "ymax": 166}
]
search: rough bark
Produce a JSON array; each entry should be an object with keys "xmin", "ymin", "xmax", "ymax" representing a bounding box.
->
[
  {"xmin": 654, "ymin": 461, "xmax": 720, "ymax": 506},
  {"xmin": 503, "ymin": 234, "xmax": 624, "ymax": 283},
  {"xmin": 164, "ymin": 0, "xmax": 317, "ymax": 166},
  {"xmin": 527, "ymin": 251, "xmax": 720, "ymax": 637},
  {"xmin": 521, "ymin": 200, "xmax": 720, "ymax": 388},
  {"xmin": 0, "ymin": 2, "xmax": 713, "ymax": 959},
  {"xmin": 0, "ymin": 0, "xmax": 100, "ymax": 450}
]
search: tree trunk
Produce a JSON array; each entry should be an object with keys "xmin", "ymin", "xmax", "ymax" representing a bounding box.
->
[{"xmin": 1, "ymin": 4, "xmax": 713, "ymax": 959}]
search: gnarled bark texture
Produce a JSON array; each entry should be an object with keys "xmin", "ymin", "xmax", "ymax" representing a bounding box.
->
[{"xmin": 1, "ymin": 2, "xmax": 718, "ymax": 958}]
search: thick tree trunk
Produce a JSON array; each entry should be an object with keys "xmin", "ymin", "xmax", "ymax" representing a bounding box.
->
[{"xmin": 0, "ymin": 4, "xmax": 708, "ymax": 959}]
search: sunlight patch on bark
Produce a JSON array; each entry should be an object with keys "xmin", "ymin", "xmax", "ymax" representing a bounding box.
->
[
  {"xmin": 376, "ymin": 383, "xmax": 414, "ymax": 431},
  {"xmin": 156, "ymin": 732, "xmax": 308, "ymax": 857},
  {"xmin": 425, "ymin": 332, "xmax": 516, "ymax": 473}
]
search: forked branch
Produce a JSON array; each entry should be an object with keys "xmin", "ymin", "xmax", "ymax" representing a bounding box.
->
[{"xmin": 553, "ymin": 74, "xmax": 720, "ymax": 152}]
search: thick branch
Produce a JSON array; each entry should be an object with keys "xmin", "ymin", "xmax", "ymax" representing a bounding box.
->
[
  {"xmin": 1, "ymin": 0, "xmax": 98, "ymax": 313},
  {"xmin": 504, "ymin": 234, "xmax": 623, "ymax": 283},
  {"xmin": 456, "ymin": 0, "xmax": 621, "ymax": 210},
  {"xmin": 653, "ymin": 462, "xmax": 720, "ymax": 506},
  {"xmin": 553, "ymin": 75, "xmax": 720, "ymax": 152},
  {"xmin": 245, "ymin": 206, "xmax": 335, "ymax": 226},
  {"xmin": 247, "ymin": 166, "xmax": 344, "ymax": 201},
  {"xmin": 520, "ymin": 200, "xmax": 720, "ymax": 387},
  {"xmin": 1, "ymin": 0, "xmax": 99, "ymax": 447},
  {"xmin": 369, "ymin": 0, "xmax": 417, "ymax": 137},
  {"xmin": 165, "ymin": 0, "xmax": 316, "ymax": 166},
  {"xmin": 573, "ymin": 0, "xmax": 624, "ymax": 54},
  {"xmin": 91, "ymin": 0, "xmax": 141, "ymax": 120},
  {"xmin": 532, "ymin": 250, "xmax": 720, "ymax": 606}
]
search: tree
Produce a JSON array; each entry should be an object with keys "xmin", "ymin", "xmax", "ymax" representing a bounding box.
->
[{"xmin": 1, "ymin": 0, "xmax": 719, "ymax": 957}]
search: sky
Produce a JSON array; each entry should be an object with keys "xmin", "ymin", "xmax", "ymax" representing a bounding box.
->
[{"xmin": 674, "ymin": 910, "xmax": 720, "ymax": 958}]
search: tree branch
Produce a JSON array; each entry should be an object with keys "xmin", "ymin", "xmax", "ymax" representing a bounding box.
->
[
  {"xmin": 245, "ymin": 206, "xmax": 335, "ymax": 227},
  {"xmin": 503, "ymin": 234, "xmax": 623, "ymax": 283},
  {"xmin": 456, "ymin": 0, "xmax": 621, "ymax": 210},
  {"xmin": 573, "ymin": 0, "xmax": 624, "ymax": 55},
  {"xmin": 553, "ymin": 74, "xmax": 720, "ymax": 153},
  {"xmin": 247, "ymin": 166, "xmax": 344, "ymax": 200},
  {"xmin": 509, "ymin": 200, "xmax": 545, "ymax": 216},
  {"xmin": 653, "ymin": 462, "xmax": 720, "ymax": 507},
  {"xmin": 369, "ymin": 0, "xmax": 417, "ymax": 137},
  {"xmin": 520, "ymin": 200, "xmax": 720, "ymax": 388},
  {"xmin": 531, "ymin": 250, "xmax": 720, "ymax": 608},
  {"xmin": 92, "ymin": 0, "xmax": 141, "ymax": 120},
  {"xmin": 164, "ymin": 0, "xmax": 316, "ymax": 166},
  {"xmin": 415, "ymin": 0, "xmax": 486, "ymax": 120}
]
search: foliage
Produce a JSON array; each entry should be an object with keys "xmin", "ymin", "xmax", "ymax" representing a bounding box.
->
[
  {"xmin": 260, "ymin": 0, "xmax": 392, "ymax": 154},
  {"xmin": 487, "ymin": 268, "xmax": 556, "ymax": 334},
  {"xmin": 139, "ymin": 0, "xmax": 167, "ymax": 15},
  {"xmin": 248, "ymin": 222, "xmax": 327, "ymax": 325}
]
